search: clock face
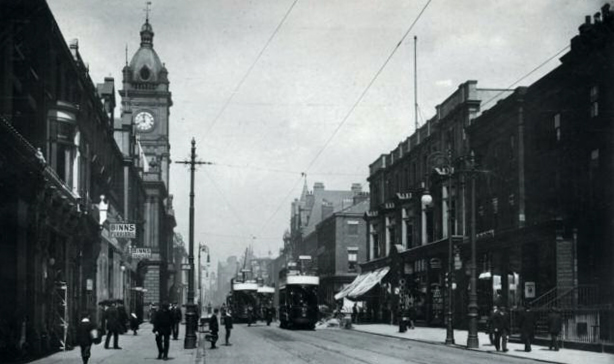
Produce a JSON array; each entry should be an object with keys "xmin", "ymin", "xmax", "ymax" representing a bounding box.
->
[{"xmin": 135, "ymin": 111, "xmax": 155, "ymax": 132}]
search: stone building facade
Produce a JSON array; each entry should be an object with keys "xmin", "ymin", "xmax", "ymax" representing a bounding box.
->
[{"xmin": 0, "ymin": 0, "xmax": 146, "ymax": 358}]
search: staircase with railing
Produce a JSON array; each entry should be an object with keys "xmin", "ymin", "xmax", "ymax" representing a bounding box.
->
[
  {"xmin": 529, "ymin": 285, "xmax": 600, "ymax": 309},
  {"xmin": 510, "ymin": 285, "xmax": 613, "ymax": 349}
]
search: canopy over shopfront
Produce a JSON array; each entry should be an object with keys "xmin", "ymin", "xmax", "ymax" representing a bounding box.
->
[{"xmin": 334, "ymin": 266, "xmax": 390, "ymax": 301}]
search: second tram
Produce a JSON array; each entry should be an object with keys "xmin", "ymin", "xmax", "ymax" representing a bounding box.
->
[
  {"xmin": 227, "ymin": 280, "xmax": 258, "ymax": 323},
  {"xmin": 278, "ymin": 271, "xmax": 319, "ymax": 330}
]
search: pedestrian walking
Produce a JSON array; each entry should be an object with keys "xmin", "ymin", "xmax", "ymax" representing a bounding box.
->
[
  {"xmin": 104, "ymin": 302, "xmax": 121, "ymax": 349},
  {"xmin": 247, "ymin": 305, "xmax": 254, "ymax": 327},
  {"xmin": 117, "ymin": 300, "xmax": 128, "ymax": 334},
  {"xmin": 208, "ymin": 308, "xmax": 219, "ymax": 349},
  {"xmin": 77, "ymin": 312, "xmax": 98, "ymax": 364},
  {"xmin": 352, "ymin": 303, "xmax": 358, "ymax": 324},
  {"xmin": 171, "ymin": 303, "xmax": 182, "ymax": 340},
  {"xmin": 487, "ymin": 306, "xmax": 499, "ymax": 345},
  {"xmin": 518, "ymin": 305, "xmax": 536, "ymax": 352},
  {"xmin": 224, "ymin": 310, "xmax": 233, "ymax": 346},
  {"xmin": 492, "ymin": 306, "xmax": 509, "ymax": 352},
  {"xmin": 149, "ymin": 303, "xmax": 158, "ymax": 323},
  {"xmin": 265, "ymin": 305, "xmax": 274, "ymax": 326},
  {"xmin": 548, "ymin": 307, "xmax": 563, "ymax": 351},
  {"xmin": 153, "ymin": 302, "xmax": 173, "ymax": 360},
  {"xmin": 130, "ymin": 313, "xmax": 139, "ymax": 335},
  {"xmin": 407, "ymin": 304, "xmax": 416, "ymax": 329},
  {"xmin": 398, "ymin": 304, "xmax": 407, "ymax": 332}
]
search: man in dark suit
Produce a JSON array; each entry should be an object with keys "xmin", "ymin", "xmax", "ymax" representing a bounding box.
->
[
  {"xmin": 518, "ymin": 305, "xmax": 536, "ymax": 352},
  {"xmin": 547, "ymin": 307, "xmax": 563, "ymax": 351},
  {"xmin": 224, "ymin": 310, "xmax": 233, "ymax": 346},
  {"xmin": 171, "ymin": 303, "xmax": 182, "ymax": 340},
  {"xmin": 492, "ymin": 306, "xmax": 509, "ymax": 352},
  {"xmin": 208, "ymin": 308, "xmax": 219, "ymax": 349},
  {"xmin": 153, "ymin": 302, "xmax": 173, "ymax": 360},
  {"xmin": 104, "ymin": 302, "xmax": 121, "ymax": 349},
  {"xmin": 77, "ymin": 311, "xmax": 98, "ymax": 364},
  {"xmin": 117, "ymin": 300, "xmax": 128, "ymax": 334}
]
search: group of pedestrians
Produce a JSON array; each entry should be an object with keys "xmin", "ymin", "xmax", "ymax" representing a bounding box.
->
[
  {"xmin": 488, "ymin": 305, "xmax": 564, "ymax": 354},
  {"xmin": 75, "ymin": 300, "xmax": 134, "ymax": 364},
  {"xmin": 207, "ymin": 308, "xmax": 234, "ymax": 349}
]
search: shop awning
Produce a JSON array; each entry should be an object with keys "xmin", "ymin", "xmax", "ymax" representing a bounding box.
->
[
  {"xmin": 334, "ymin": 266, "xmax": 390, "ymax": 301},
  {"xmin": 334, "ymin": 271, "xmax": 371, "ymax": 301},
  {"xmin": 347, "ymin": 266, "xmax": 390, "ymax": 300}
]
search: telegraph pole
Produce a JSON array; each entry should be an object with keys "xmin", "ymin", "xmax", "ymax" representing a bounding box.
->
[{"xmin": 176, "ymin": 138, "xmax": 211, "ymax": 349}]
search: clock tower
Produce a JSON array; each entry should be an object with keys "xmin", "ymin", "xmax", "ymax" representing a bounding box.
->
[
  {"xmin": 120, "ymin": 16, "xmax": 172, "ymax": 187},
  {"xmin": 119, "ymin": 13, "xmax": 175, "ymax": 307}
]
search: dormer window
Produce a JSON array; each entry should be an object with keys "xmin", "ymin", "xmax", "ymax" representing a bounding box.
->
[{"xmin": 140, "ymin": 66, "xmax": 151, "ymax": 81}]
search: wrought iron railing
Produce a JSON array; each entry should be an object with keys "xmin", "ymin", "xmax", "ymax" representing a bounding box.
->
[
  {"xmin": 510, "ymin": 307, "xmax": 614, "ymax": 346},
  {"xmin": 529, "ymin": 285, "xmax": 602, "ymax": 309}
]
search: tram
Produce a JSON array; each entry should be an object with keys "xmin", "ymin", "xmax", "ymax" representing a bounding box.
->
[
  {"xmin": 278, "ymin": 269, "xmax": 319, "ymax": 330},
  {"xmin": 227, "ymin": 280, "xmax": 258, "ymax": 323},
  {"xmin": 257, "ymin": 286, "xmax": 275, "ymax": 323}
]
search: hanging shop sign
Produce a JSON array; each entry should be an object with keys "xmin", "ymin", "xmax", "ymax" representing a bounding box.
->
[
  {"xmin": 131, "ymin": 247, "xmax": 152, "ymax": 259},
  {"xmin": 110, "ymin": 223, "xmax": 136, "ymax": 238}
]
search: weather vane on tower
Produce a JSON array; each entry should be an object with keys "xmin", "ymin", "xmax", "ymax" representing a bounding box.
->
[{"xmin": 144, "ymin": 1, "xmax": 152, "ymax": 22}]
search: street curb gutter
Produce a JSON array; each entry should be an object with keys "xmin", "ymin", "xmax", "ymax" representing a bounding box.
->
[{"xmin": 351, "ymin": 329, "xmax": 566, "ymax": 364}]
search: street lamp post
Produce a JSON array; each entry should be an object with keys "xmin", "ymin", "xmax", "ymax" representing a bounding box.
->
[
  {"xmin": 424, "ymin": 150, "xmax": 455, "ymax": 345},
  {"xmin": 445, "ymin": 171, "xmax": 455, "ymax": 345},
  {"xmin": 467, "ymin": 152, "xmax": 479, "ymax": 348}
]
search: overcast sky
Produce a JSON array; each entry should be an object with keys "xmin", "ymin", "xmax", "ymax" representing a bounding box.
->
[{"xmin": 48, "ymin": 0, "xmax": 602, "ymax": 268}]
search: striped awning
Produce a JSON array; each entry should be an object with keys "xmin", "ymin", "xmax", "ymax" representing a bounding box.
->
[{"xmin": 334, "ymin": 266, "xmax": 390, "ymax": 301}]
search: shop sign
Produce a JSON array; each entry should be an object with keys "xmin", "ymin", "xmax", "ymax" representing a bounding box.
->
[
  {"xmin": 110, "ymin": 223, "xmax": 136, "ymax": 238},
  {"xmin": 454, "ymin": 253, "xmax": 462, "ymax": 270},
  {"xmin": 86, "ymin": 279, "xmax": 93, "ymax": 291},
  {"xmin": 430, "ymin": 258, "xmax": 442, "ymax": 269},
  {"xmin": 131, "ymin": 247, "xmax": 151, "ymax": 259},
  {"xmin": 525, "ymin": 282, "xmax": 536, "ymax": 298}
]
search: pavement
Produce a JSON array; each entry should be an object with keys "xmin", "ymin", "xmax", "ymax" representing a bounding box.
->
[
  {"xmin": 25, "ymin": 321, "xmax": 614, "ymax": 364},
  {"xmin": 351, "ymin": 323, "xmax": 614, "ymax": 364},
  {"xmin": 26, "ymin": 322, "xmax": 204, "ymax": 364}
]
